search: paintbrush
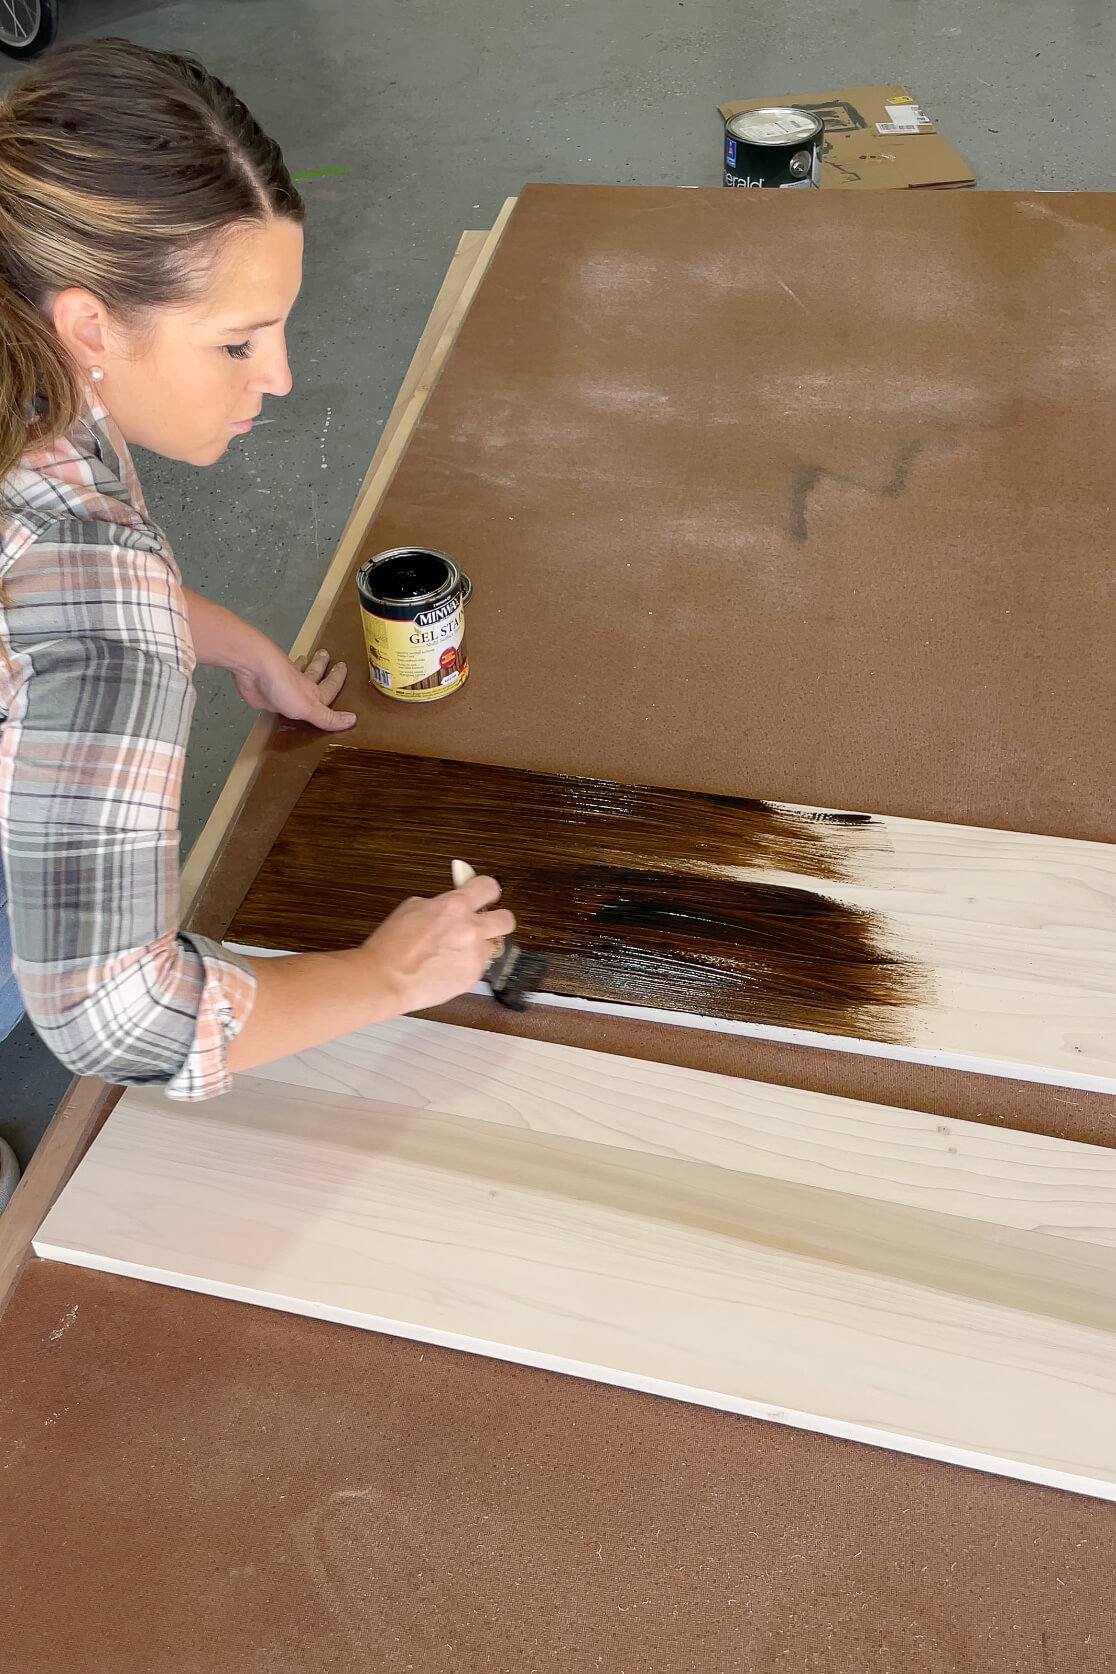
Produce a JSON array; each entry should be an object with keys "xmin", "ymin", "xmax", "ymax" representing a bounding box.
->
[{"xmin": 450, "ymin": 858, "xmax": 548, "ymax": 1010}]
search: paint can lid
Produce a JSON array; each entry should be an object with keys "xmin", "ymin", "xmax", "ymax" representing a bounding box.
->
[
  {"xmin": 726, "ymin": 107, "xmax": 824, "ymax": 147},
  {"xmin": 357, "ymin": 546, "xmax": 460, "ymax": 608}
]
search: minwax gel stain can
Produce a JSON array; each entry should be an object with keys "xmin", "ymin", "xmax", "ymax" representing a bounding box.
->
[
  {"xmin": 356, "ymin": 546, "xmax": 472, "ymax": 702},
  {"xmin": 724, "ymin": 107, "xmax": 823, "ymax": 189}
]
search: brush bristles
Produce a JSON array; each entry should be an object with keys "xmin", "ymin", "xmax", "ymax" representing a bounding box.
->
[{"xmin": 488, "ymin": 947, "xmax": 549, "ymax": 1010}]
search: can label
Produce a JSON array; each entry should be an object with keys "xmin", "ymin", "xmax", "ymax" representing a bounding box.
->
[
  {"xmin": 361, "ymin": 589, "xmax": 469, "ymax": 701},
  {"xmin": 723, "ymin": 106, "xmax": 823, "ymax": 190},
  {"xmin": 723, "ymin": 141, "xmax": 821, "ymax": 188}
]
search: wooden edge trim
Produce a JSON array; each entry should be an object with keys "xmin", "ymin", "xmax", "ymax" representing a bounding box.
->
[
  {"xmin": 0, "ymin": 1077, "xmax": 122, "ymax": 1317},
  {"xmin": 0, "ymin": 204, "xmax": 518, "ymax": 1314}
]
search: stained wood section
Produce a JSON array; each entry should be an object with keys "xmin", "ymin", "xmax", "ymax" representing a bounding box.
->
[
  {"xmin": 230, "ymin": 748, "xmax": 921, "ymax": 1039},
  {"xmin": 229, "ymin": 747, "xmax": 1116, "ymax": 1089},
  {"xmin": 34, "ymin": 1017, "xmax": 1116, "ymax": 1500}
]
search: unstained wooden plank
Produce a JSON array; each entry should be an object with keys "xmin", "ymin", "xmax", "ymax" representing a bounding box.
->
[{"xmin": 34, "ymin": 1016, "xmax": 1116, "ymax": 1501}]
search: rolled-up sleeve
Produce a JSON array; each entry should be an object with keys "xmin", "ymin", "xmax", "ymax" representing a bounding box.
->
[{"xmin": 0, "ymin": 518, "xmax": 257, "ymax": 1099}]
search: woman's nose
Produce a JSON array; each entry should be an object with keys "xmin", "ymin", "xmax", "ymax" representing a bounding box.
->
[{"xmin": 252, "ymin": 342, "xmax": 293, "ymax": 399}]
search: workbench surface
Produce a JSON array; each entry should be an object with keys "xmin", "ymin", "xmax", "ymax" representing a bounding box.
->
[
  {"xmin": 5, "ymin": 186, "xmax": 1115, "ymax": 1670},
  {"xmin": 2, "ymin": 1260, "xmax": 1111, "ymax": 1673}
]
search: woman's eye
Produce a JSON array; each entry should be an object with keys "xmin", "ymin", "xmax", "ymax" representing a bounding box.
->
[{"xmin": 224, "ymin": 341, "xmax": 252, "ymax": 361}]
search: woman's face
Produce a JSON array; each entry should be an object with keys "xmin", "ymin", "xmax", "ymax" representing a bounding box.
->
[{"xmin": 52, "ymin": 217, "xmax": 304, "ymax": 466}]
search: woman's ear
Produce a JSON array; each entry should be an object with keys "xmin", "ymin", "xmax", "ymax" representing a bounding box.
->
[{"xmin": 50, "ymin": 288, "xmax": 112, "ymax": 374}]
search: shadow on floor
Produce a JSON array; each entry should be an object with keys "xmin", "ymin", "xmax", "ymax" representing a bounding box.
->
[{"xmin": 0, "ymin": 1020, "xmax": 72, "ymax": 1172}]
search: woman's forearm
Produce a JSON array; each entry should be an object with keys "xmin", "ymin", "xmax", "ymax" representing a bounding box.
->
[
  {"xmin": 181, "ymin": 587, "xmax": 356, "ymax": 730},
  {"xmin": 182, "ymin": 586, "xmax": 273, "ymax": 672},
  {"xmin": 226, "ymin": 948, "xmax": 396, "ymax": 1071},
  {"xmin": 225, "ymin": 876, "xmax": 517, "ymax": 1075}
]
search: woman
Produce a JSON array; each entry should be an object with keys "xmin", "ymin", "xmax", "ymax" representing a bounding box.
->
[{"xmin": 0, "ymin": 38, "xmax": 513, "ymax": 1099}]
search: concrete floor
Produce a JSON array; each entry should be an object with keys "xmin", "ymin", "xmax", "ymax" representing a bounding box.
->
[{"xmin": 2, "ymin": 0, "xmax": 1115, "ymax": 1168}]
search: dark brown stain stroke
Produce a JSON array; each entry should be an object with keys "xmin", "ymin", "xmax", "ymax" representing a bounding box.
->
[
  {"xmin": 230, "ymin": 749, "xmax": 927, "ymax": 1041},
  {"xmin": 255, "ymin": 748, "xmax": 879, "ymax": 886},
  {"xmin": 536, "ymin": 867, "xmax": 924, "ymax": 1041}
]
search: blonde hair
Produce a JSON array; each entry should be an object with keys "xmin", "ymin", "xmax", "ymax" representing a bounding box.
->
[{"xmin": 0, "ymin": 37, "xmax": 304, "ymax": 481}]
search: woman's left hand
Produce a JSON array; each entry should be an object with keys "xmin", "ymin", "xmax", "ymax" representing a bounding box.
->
[{"xmin": 232, "ymin": 645, "xmax": 357, "ymax": 731}]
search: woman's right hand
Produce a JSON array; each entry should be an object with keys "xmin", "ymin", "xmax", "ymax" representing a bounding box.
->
[
  {"xmin": 229, "ymin": 874, "xmax": 516, "ymax": 1076},
  {"xmin": 349, "ymin": 873, "xmax": 517, "ymax": 1017}
]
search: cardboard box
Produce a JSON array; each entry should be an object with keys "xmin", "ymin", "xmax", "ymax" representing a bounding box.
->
[{"xmin": 718, "ymin": 86, "xmax": 974, "ymax": 191}]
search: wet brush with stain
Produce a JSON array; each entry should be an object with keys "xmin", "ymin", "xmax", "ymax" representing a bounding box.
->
[{"xmin": 451, "ymin": 858, "xmax": 549, "ymax": 1010}]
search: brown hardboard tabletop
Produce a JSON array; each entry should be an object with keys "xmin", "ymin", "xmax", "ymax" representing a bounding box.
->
[
  {"xmin": 1, "ymin": 1261, "xmax": 1111, "ymax": 1674},
  {"xmin": 309, "ymin": 184, "xmax": 1116, "ymax": 844},
  {"xmin": 14, "ymin": 187, "xmax": 1116, "ymax": 1667}
]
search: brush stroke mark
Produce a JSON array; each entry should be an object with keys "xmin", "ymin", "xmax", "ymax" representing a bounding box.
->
[
  {"xmin": 231, "ymin": 750, "xmax": 927, "ymax": 1041},
  {"xmin": 293, "ymin": 1483, "xmax": 448, "ymax": 1658},
  {"xmin": 547, "ymin": 868, "xmax": 925, "ymax": 1040},
  {"xmin": 244, "ymin": 749, "xmax": 881, "ymax": 887},
  {"xmin": 793, "ymin": 808, "xmax": 873, "ymax": 828},
  {"xmin": 786, "ymin": 436, "xmax": 939, "ymax": 543}
]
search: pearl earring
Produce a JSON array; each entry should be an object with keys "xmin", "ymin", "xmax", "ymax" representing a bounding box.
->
[{"xmin": 89, "ymin": 367, "xmax": 104, "ymax": 383}]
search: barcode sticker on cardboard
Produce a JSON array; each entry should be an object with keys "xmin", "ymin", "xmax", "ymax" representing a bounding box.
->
[{"xmin": 884, "ymin": 101, "xmax": 931, "ymax": 129}]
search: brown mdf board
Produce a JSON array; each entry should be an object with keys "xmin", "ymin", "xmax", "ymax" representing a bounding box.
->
[
  {"xmin": 187, "ymin": 191, "xmax": 1116, "ymax": 1128},
  {"xmin": 34, "ymin": 1015, "xmax": 1116, "ymax": 1500},
  {"xmin": 3, "ymin": 1261, "xmax": 1113, "ymax": 1674},
  {"xmin": 276, "ymin": 186, "xmax": 1116, "ymax": 847},
  {"xmin": 229, "ymin": 747, "xmax": 1116, "ymax": 1095},
  {"xmin": 9, "ymin": 185, "xmax": 1116, "ymax": 1672}
]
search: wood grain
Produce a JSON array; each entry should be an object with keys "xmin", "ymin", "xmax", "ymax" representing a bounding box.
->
[
  {"xmin": 34, "ymin": 1017, "xmax": 1116, "ymax": 1500},
  {"xmin": 228, "ymin": 747, "xmax": 1116, "ymax": 1090},
  {"xmin": 231, "ymin": 751, "xmax": 921, "ymax": 1037}
]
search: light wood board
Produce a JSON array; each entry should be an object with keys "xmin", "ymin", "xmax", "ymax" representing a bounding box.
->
[
  {"xmin": 748, "ymin": 804, "xmax": 1116, "ymax": 1088},
  {"xmin": 34, "ymin": 1014, "xmax": 1116, "ymax": 1501}
]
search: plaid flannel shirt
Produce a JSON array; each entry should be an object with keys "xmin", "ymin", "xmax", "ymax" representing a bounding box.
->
[{"xmin": 0, "ymin": 403, "xmax": 256, "ymax": 1100}]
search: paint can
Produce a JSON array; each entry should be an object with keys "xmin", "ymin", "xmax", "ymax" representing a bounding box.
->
[
  {"xmin": 723, "ymin": 107, "xmax": 823, "ymax": 190},
  {"xmin": 356, "ymin": 546, "xmax": 472, "ymax": 702}
]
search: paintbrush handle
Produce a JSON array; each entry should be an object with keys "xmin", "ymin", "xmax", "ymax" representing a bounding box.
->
[{"xmin": 451, "ymin": 858, "xmax": 505, "ymax": 961}]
